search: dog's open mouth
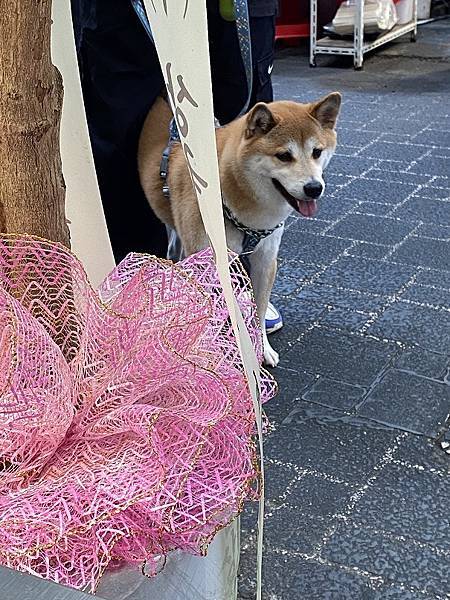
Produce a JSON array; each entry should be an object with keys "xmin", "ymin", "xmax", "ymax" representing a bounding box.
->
[{"xmin": 272, "ymin": 179, "xmax": 318, "ymax": 218}]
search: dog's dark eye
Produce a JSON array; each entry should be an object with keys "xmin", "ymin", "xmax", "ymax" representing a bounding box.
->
[
  {"xmin": 312, "ymin": 148, "xmax": 323, "ymax": 159},
  {"xmin": 275, "ymin": 151, "xmax": 293, "ymax": 162}
]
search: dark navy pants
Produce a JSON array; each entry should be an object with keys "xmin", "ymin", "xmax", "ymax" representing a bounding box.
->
[{"xmin": 72, "ymin": 1, "xmax": 275, "ymax": 262}]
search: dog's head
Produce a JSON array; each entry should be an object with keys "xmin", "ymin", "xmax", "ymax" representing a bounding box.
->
[{"xmin": 240, "ymin": 93, "xmax": 341, "ymax": 218}]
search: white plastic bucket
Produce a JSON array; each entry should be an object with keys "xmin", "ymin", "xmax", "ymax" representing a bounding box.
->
[
  {"xmin": 395, "ymin": 0, "xmax": 414, "ymax": 23},
  {"xmin": 417, "ymin": 0, "xmax": 431, "ymax": 19}
]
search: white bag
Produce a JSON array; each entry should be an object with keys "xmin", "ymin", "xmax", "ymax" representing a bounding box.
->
[{"xmin": 324, "ymin": 0, "xmax": 398, "ymax": 36}]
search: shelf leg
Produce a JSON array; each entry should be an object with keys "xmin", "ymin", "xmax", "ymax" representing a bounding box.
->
[
  {"xmin": 354, "ymin": 0, "xmax": 364, "ymax": 70},
  {"xmin": 411, "ymin": 0, "xmax": 418, "ymax": 42},
  {"xmin": 310, "ymin": 0, "xmax": 318, "ymax": 67}
]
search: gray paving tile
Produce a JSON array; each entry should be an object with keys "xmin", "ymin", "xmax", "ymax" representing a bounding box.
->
[
  {"xmin": 341, "ymin": 103, "xmax": 384, "ymax": 121},
  {"xmin": 303, "ymin": 377, "xmax": 366, "ymax": 410},
  {"xmin": 415, "ymin": 155, "xmax": 450, "ymax": 177},
  {"xmin": 365, "ymin": 169, "xmax": 432, "ymax": 186},
  {"xmin": 350, "ymin": 461, "xmax": 450, "ymax": 551},
  {"xmin": 360, "ymin": 141, "xmax": 429, "ymax": 163},
  {"xmin": 400, "ymin": 283, "xmax": 450, "ymax": 308},
  {"xmin": 273, "ymin": 294, "xmax": 325, "ymax": 331},
  {"xmin": 286, "ymin": 473, "xmax": 355, "ymax": 517},
  {"xmin": 281, "ymin": 229, "xmax": 352, "ymax": 266},
  {"xmin": 264, "ymin": 419, "xmax": 398, "ymax": 484},
  {"xmin": 356, "ymin": 202, "xmax": 394, "ymax": 216},
  {"xmin": 264, "ymin": 509, "xmax": 328, "ymax": 555},
  {"xmin": 374, "ymin": 587, "xmax": 430, "ymax": 599},
  {"xmin": 418, "ymin": 186, "xmax": 450, "ymax": 200},
  {"xmin": 379, "ymin": 133, "xmax": 414, "ymax": 144},
  {"xmin": 329, "ymin": 155, "xmax": 377, "ymax": 176},
  {"xmin": 367, "ymin": 117, "xmax": 423, "ymax": 135},
  {"xmin": 282, "ymin": 399, "xmax": 361, "ymax": 427},
  {"xmin": 370, "ymin": 302, "xmax": 450, "ymax": 353},
  {"xmin": 430, "ymin": 148, "xmax": 450, "ymax": 159},
  {"xmin": 392, "ymin": 434, "xmax": 450, "ymax": 476},
  {"xmin": 323, "ymin": 525, "xmax": 450, "ymax": 597},
  {"xmin": 415, "ymin": 269, "xmax": 450, "ymax": 289},
  {"xmin": 294, "ymin": 218, "xmax": 332, "ymax": 235},
  {"xmin": 417, "ymin": 130, "xmax": 450, "ymax": 147},
  {"xmin": 324, "ymin": 174, "xmax": 355, "ymax": 190},
  {"xmin": 338, "ymin": 129, "xmax": 378, "ymax": 148},
  {"xmin": 349, "ymin": 242, "xmax": 391, "ymax": 260},
  {"xmin": 273, "ymin": 260, "xmax": 317, "ymax": 296},
  {"xmin": 394, "ymin": 347, "xmax": 449, "ymax": 379},
  {"xmin": 336, "ymin": 178, "xmax": 418, "ymax": 205},
  {"xmin": 377, "ymin": 159, "xmax": 415, "ymax": 173},
  {"xmin": 328, "ymin": 214, "xmax": 415, "ymax": 245},
  {"xmin": 318, "ymin": 196, "xmax": 359, "ymax": 221},
  {"xmin": 391, "ymin": 237, "xmax": 450, "ymax": 271},
  {"xmin": 321, "ymin": 306, "xmax": 372, "ymax": 332},
  {"xmin": 316, "ymin": 256, "xmax": 416, "ymax": 295},
  {"xmin": 285, "ymin": 328, "xmax": 396, "ymax": 386},
  {"xmin": 358, "ymin": 369, "xmax": 450, "ymax": 436},
  {"xmin": 239, "ymin": 552, "xmax": 377, "ymax": 600},
  {"xmin": 417, "ymin": 223, "xmax": 450, "ymax": 241},
  {"xmin": 295, "ymin": 282, "xmax": 384, "ymax": 313},
  {"xmin": 391, "ymin": 196, "xmax": 450, "ymax": 226},
  {"xmin": 263, "ymin": 460, "xmax": 298, "ymax": 507},
  {"xmin": 264, "ymin": 368, "xmax": 317, "ymax": 424}
]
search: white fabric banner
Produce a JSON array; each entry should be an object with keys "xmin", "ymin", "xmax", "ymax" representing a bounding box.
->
[
  {"xmin": 141, "ymin": 2, "xmax": 265, "ymax": 597},
  {"xmin": 51, "ymin": 2, "xmax": 115, "ymax": 288}
]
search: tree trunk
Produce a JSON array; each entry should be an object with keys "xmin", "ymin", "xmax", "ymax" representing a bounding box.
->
[{"xmin": 0, "ymin": 0, "xmax": 70, "ymax": 246}]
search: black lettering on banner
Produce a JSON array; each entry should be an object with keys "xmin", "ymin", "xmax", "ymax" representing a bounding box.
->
[
  {"xmin": 165, "ymin": 62, "xmax": 208, "ymax": 195},
  {"xmin": 184, "ymin": 143, "xmax": 208, "ymax": 194},
  {"xmin": 175, "ymin": 107, "xmax": 188, "ymax": 138},
  {"xmin": 176, "ymin": 75, "xmax": 199, "ymax": 108}
]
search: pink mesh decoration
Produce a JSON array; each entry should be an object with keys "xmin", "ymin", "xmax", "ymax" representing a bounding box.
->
[{"xmin": 0, "ymin": 235, "xmax": 275, "ymax": 591}]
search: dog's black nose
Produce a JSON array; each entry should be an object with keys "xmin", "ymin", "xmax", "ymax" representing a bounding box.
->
[{"xmin": 303, "ymin": 181, "xmax": 323, "ymax": 199}]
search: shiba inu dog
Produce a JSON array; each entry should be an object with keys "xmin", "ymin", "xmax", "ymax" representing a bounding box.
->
[{"xmin": 138, "ymin": 92, "xmax": 341, "ymax": 367}]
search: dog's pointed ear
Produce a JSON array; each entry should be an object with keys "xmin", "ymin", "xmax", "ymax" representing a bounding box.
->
[
  {"xmin": 245, "ymin": 103, "xmax": 277, "ymax": 138},
  {"xmin": 310, "ymin": 92, "xmax": 341, "ymax": 129}
]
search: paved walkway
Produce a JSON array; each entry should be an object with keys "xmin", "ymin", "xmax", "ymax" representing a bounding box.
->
[{"xmin": 239, "ymin": 20, "xmax": 450, "ymax": 600}]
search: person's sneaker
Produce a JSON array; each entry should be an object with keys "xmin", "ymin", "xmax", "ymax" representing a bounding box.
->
[{"xmin": 265, "ymin": 301, "xmax": 283, "ymax": 334}]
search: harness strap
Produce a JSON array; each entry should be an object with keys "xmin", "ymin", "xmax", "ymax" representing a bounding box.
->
[
  {"xmin": 160, "ymin": 119, "xmax": 180, "ymax": 197},
  {"xmin": 223, "ymin": 203, "xmax": 284, "ymax": 274}
]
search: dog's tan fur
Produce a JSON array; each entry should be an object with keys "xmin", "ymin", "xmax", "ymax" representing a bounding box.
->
[{"xmin": 138, "ymin": 93, "xmax": 341, "ymax": 366}]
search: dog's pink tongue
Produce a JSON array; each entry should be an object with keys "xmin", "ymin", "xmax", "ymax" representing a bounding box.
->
[{"xmin": 297, "ymin": 199, "xmax": 318, "ymax": 218}]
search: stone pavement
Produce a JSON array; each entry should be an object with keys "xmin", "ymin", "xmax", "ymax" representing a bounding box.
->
[{"xmin": 238, "ymin": 20, "xmax": 450, "ymax": 600}]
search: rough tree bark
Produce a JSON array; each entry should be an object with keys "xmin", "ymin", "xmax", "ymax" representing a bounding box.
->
[{"xmin": 0, "ymin": 0, "xmax": 70, "ymax": 246}]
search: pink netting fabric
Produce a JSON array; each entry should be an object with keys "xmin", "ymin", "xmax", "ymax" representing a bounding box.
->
[{"xmin": 0, "ymin": 235, "xmax": 275, "ymax": 591}]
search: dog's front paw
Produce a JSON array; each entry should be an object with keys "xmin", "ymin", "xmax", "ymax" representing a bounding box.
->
[{"xmin": 263, "ymin": 340, "xmax": 280, "ymax": 368}]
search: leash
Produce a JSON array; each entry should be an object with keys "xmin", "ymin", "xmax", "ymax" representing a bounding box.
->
[
  {"xmin": 131, "ymin": 0, "xmax": 154, "ymax": 41},
  {"xmin": 131, "ymin": 0, "xmax": 253, "ymax": 119}
]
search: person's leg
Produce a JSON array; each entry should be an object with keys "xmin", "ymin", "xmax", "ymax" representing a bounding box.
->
[
  {"xmin": 210, "ymin": 10, "xmax": 276, "ymax": 125},
  {"xmin": 71, "ymin": 0, "xmax": 168, "ymax": 263},
  {"xmin": 207, "ymin": 2, "xmax": 249, "ymax": 125},
  {"xmin": 248, "ymin": 15, "xmax": 276, "ymax": 106}
]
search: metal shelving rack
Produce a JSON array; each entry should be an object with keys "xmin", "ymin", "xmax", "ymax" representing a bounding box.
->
[{"xmin": 310, "ymin": 0, "xmax": 418, "ymax": 69}]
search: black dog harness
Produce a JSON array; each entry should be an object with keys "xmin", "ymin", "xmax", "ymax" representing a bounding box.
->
[
  {"xmin": 222, "ymin": 204, "xmax": 284, "ymax": 273},
  {"xmin": 160, "ymin": 122, "xmax": 284, "ymax": 273}
]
